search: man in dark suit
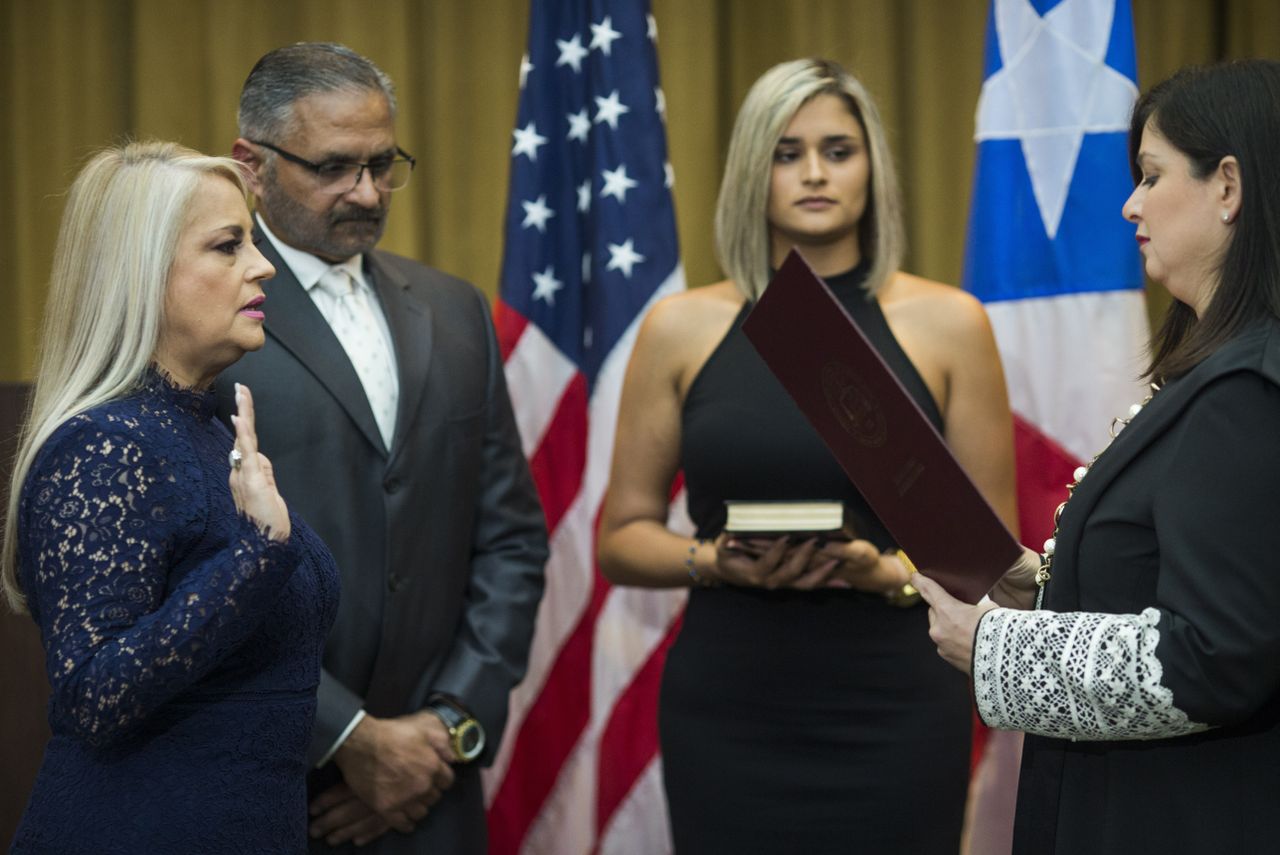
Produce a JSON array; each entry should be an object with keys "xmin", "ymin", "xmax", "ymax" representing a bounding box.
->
[{"xmin": 217, "ymin": 43, "xmax": 547, "ymax": 854}]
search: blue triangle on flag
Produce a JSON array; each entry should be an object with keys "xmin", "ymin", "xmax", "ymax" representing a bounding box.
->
[
  {"xmin": 1028, "ymin": 0, "xmax": 1065, "ymax": 16},
  {"xmin": 1103, "ymin": 0, "xmax": 1138, "ymax": 80},
  {"xmin": 965, "ymin": 0, "xmax": 1143, "ymax": 303},
  {"xmin": 964, "ymin": 133, "xmax": 1142, "ymax": 303}
]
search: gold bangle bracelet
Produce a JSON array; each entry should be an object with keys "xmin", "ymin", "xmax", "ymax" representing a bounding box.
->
[{"xmin": 884, "ymin": 549, "xmax": 922, "ymax": 607}]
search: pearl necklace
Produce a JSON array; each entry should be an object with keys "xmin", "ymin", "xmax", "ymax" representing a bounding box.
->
[{"xmin": 1035, "ymin": 383, "xmax": 1162, "ymax": 610}]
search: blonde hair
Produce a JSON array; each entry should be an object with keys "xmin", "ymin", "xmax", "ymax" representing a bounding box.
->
[
  {"xmin": 714, "ymin": 58, "xmax": 905, "ymax": 300},
  {"xmin": 2, "ymin": 141, "xmax": 247, "ymax": 613}
]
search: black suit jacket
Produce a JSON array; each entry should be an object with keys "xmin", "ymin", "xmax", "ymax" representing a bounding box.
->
[
  {"xmin": 1014, "ymin": 318, "xmax": 1280, "ymax": 854},
  {"xmin": 215, "ymin": 228, "xmax": 547, "ymax": 854}
]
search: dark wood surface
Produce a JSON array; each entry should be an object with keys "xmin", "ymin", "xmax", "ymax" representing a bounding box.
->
[{"xmin": 0, "ymin": 384, "xmax": 48, "ymax": 848}]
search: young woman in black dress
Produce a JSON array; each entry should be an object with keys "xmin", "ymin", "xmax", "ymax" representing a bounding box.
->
[{"xmin": 599, "ymin": 58, "xmax": 1018, "ymax": 853}]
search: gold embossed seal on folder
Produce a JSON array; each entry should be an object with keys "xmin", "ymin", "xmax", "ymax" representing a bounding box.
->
[
  {"xmin": 822, "ymin": 362, "xmax": 887, "ymax": 448},
  {"xmin": 741, "ymin": 249, "xmax": 1022, "ymax": 604}
]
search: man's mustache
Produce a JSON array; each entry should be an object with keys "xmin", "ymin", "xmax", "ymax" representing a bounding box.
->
[{"xmin": 331, "ymin": 207, "xmax": 385, "ymax": 224}]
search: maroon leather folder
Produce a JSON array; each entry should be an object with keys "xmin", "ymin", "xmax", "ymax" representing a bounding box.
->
[{"xmin": 742, "ymin": 250, "xmax": 1021, "ymax": 603}]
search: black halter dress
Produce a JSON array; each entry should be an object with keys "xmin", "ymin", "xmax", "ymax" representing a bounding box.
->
[{"xmin": 660, "ymin": 264, "xmax": 972, "ymax": 854}]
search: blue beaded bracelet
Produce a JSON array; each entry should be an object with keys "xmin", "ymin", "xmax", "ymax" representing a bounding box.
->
[{"xmin": 685, "ymin": 538, "xmax": 715, "ymax": 587}]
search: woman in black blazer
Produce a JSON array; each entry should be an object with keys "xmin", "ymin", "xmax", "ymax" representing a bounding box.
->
[{"xmin": 916, "ymin": 59, "xmax": 1280, "ymax": 855}]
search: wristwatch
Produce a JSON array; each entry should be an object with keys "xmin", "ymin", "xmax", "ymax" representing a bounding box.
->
[{"xmin": 426, "ymin": 694, "xmax": 486, "ymax": 763}]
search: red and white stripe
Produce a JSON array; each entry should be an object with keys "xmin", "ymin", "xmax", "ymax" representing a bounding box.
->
[
  {"xmin": 485, "ymin": 266, "xmax": 688, "ymax": 855},
  {"xmin": 964, "ymin": 288, "xmax": 1148, "ymax": 855},
  {"xmin": 988, "ymin": 290, "xmax": 1150, "ymax": 550}
]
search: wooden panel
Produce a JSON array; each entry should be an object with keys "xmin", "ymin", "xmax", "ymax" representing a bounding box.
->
[{"xmin": 0, "ymin": 384, "xmax": 47, "ymax": 847}]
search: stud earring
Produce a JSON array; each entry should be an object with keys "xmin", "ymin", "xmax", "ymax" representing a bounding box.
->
[{"xmin": 1222, "ymin": 212, "xmax": 1232, "ymax": 224}]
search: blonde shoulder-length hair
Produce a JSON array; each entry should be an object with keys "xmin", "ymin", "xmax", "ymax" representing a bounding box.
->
[
  {"xmin": 2, "ymin": 140, "xmax": 248, "ymax": 613},
  {"xmin": 714, "ymin": 58, "xmax": 905, "ymax": 301}
]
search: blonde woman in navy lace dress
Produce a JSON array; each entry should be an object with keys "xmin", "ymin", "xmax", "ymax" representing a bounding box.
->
[{"xmin": 2, "ymin": 142, "xmax": 339, "ymax": 853}]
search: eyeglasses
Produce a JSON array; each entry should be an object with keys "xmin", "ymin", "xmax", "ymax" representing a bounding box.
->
[{"xmin": 250, "ymin": 139, "xmax": 416, "ymax": 194}]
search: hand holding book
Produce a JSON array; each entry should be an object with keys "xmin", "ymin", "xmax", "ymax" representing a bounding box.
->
[
  {"xmin": 706, "ymin": 532, "xmax": 843, "ymax": 589},
  {"xmin": 705, "ymin": 501, "xmax": 911, "ymax": 593},
  {"xmin": 709, "ymin": 533, "xmax": 910, "ymax": 593},
  {"xmin": 715, "ymin": 499, "xmax": 908, "ymax": 593}
]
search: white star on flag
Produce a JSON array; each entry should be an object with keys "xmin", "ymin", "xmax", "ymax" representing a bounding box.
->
[
  {"xmin": 531, "ymin": 265, "xmax": 564, "ymax": 304},
  {"xmin": 511, "ymin": 122, "xmax": 548, "ymax": 161},
  {"xmin": 664, "ymin": 161, "xmax": 675, "ymax": 189},
  {"xmin": 590, "ymin": 16, "xmax": 622, "ymax": 55},
  {"xmin": 600, "ymin": 164, "xmax": 638, "ymax": 203},
  {"xmin": 555, "ymin": 34, "xmax": 589, "ymax": 73},
  {"xmin": 962, "ymin": 6, "xmax": 1147, "ymax": 845},
  {"xmin": 975, "ymin": 0, "xmax": 1138, "ymax": 238},
  {"xmin": 593, "ymin": 90, "xmax": 630, "ymax": 129},
  {"xmin": 519, "ymin": 54, "xmax": 533, "ymax": 89},
  {"xmin": 521, "ymin": 195, "xmax": 556, "ymax": 232},
  {"xmin": 566, "ymin": 108, "xmax": 591, "ymax": 142},
  {"xmin": 654, "ymin": 86, "xmax": 666, "ymax": 121},
  {"xmin": 606, "ymin": 238, "xmax": 645, "ymax": 277},
  {"xmin": 647, "ymin": 13, "xmax": 658, "ymax": 41},
  {"xmin": 489, "ymin": 2, "xmax": 686, "ymax": 850}
]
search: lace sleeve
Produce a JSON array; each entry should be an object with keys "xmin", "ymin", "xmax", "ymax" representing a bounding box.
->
[
  {"xmin": 973, "ymin": 606, "xmax": 1210, "ymax": 741},
  {"xmin": 19, "ymin": 418, "xmax": 301, "ymax": 747}
]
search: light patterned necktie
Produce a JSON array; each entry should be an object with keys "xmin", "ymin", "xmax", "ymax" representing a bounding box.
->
[{"xmin": 317, "ymin": 266, "xmax": 399, "ymax": 449}]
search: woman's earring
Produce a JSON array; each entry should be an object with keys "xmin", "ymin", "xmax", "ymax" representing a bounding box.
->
[{"xmin": 1222, "ymin": 212, "xmax": 1232, "ymax": 224}]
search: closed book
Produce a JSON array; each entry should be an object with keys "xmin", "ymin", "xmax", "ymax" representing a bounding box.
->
[
  {"xmin": 723, "ymin": 500, "xmax": 854, "ymax": 540},
  {"xmin": 741, "ymin": 250, "xmax": 1022, "ymax": 603}
]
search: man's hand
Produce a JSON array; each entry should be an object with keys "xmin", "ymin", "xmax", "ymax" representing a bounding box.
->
[
  {"xmin": 309, "ymin": 782, "xmax": 392, "ymax": 847},
  {"xmin": 330, "ymin": 711, "xmax": 457, "ymax": 833}
]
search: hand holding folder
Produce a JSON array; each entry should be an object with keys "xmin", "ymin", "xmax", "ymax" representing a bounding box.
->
[{"xmin": 741, "ymin": 251, "xmax": 1023, "ymax": 604}]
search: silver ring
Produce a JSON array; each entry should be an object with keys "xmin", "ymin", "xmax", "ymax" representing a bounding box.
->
[{"xmin": 229, "ymin": 448, "xmax": 243, "ymax": 471}]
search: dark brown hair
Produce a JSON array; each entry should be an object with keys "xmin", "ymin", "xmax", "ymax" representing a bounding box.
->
[{"xmin": 1130, "ymin": 60, "xmax": 1280, "ymax": 381}]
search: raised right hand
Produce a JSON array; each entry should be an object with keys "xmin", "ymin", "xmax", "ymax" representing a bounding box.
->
[{"xmin": 227, "ymin": 382, "xmax": 290, "ymax": 541}]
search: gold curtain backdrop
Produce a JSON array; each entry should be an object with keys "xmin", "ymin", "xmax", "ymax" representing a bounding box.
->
[{"xmin": 2, "ymin": 0, "xmax": 1279, "ymax": 383}]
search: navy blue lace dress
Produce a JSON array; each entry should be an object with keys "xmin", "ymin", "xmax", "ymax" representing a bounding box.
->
[{"xmin": 10, "ymin": 371, "xmax": 339, "ymax": 854}]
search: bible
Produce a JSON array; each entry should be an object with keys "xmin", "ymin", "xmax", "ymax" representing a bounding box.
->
[
  {"xmin": 723, "ymin": 500, "xmax": 855, "ymax": 541},
  {"xmin": 741, "ymin": 250, "xmax": 1022, "ymax": 603}
]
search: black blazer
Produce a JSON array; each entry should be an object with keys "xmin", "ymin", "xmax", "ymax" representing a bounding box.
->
[
  {"xmin": 215, "ymin": 228, "xmax": 547, "ymax": 854},
  {"xmin": 1014, "ymin": 319, "xmax": 1280, "ymax": 854}
]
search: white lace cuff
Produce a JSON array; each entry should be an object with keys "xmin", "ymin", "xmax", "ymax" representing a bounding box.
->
[{"xmin": 973, "ymin": 607, "xmax": 1211, "ymax": 741}]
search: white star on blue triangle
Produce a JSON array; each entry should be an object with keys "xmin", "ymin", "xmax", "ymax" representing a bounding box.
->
[{"xmin": 964, "ymin": 0, "xmax": 1143, "ymax": 302}]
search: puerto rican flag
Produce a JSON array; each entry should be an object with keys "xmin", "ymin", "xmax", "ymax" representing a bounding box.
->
[
  {"xmin": 962, "ymin": 1, "xmax": 1146, "ymax": 852},
  {"xmin": 482, "ymin": 2, "xmax": 687, "ymax": 853}
]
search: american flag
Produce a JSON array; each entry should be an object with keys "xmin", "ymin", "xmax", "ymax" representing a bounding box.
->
[
  {"xmin": 962, "ymin": 1, "xmax": 1146, "ymax": 852},
  {"xmin": 483, "ymin": 1, "xmax": 687, "ymax": 852}
]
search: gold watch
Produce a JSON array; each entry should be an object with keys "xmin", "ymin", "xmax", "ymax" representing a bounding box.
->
[{"xmin": 426, "ymin": 694, "xmax": 485, "ymax": 763}]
